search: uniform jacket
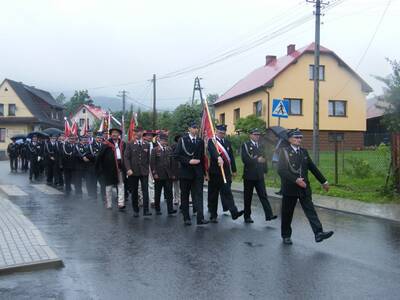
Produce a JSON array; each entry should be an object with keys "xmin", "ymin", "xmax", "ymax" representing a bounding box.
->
[
  {"xmin": 27, "ymin": 142, "xmax": 44, "ymax": 162},
  {"xmin": 277, "ymin": 146, "xmax": 327, "ymax": 197},
  {"xmin": 44, "ymin": 141, "xmax": 59, "ymax": 162},
  {"xmin": 124, "ymin": 140, "xmax": 150, "ymax": 177},
  {"xmin": 95, "ymin": 139, "xmax": 126, "ymax": 185},
  {"xmin": 173, "ymin": 134, "xmax": 206, "ymax": 180},
  {"xmin": 61, "ymin": 142, "xmax": 79, "ymax": 170},
  {"xmin": 7, "ymin": 143, "xmax": 18, "ymax": 158},
  {"xmin": 150, "ymin": 144, "xmax": 174, "ymax": 180},
  {"xmin": 241, "ymin": 140, "xmax": 268, "ymax": 180},
  {"xmin": 207, "ymin": 137, "xmax": 236, "ymax": 182}
]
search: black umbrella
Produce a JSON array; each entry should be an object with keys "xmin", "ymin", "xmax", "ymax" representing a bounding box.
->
[
  {"xmin": 268, "ymin": 126, "xmax": 288, "ymax": 140},
  {"xmin": 11, "ymin": 134, "xmax": 26, "ymax": 140},
  {"xmin": 43, "ymin": 127, "xmax": 63, "ymax": 136},
  {"xmin": 27, "ymin": 131, "xmax": 49, "ymax": 139}
]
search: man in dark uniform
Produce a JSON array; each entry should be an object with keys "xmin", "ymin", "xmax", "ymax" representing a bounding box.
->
[
  {"xmin": 174, "ymin": 122, "xmax": 208, "ymax": 226},
  {"xmin": 150, "ymin": 133, "xmax": 177, "ymax": 215},
  {"xmin": 278, "ymin": 129, "xmax": 334, "ymax": 245},
  {"xmin": 93, "ymin": 132, "xmax": 106, "ymax": 199},
  {"xmin": 62, "ymin": 134, "xmax": 79, "ymax": 196},
  {"xmin": 241, "ymin": 128, "xmax": 277, "ymax": 223},
  {"xmin": 20, "ymin": 140, "xmax": 29, "ymax": 172},
  {"xmin": 54, "ymin": 133, "xmax": 65, "ymax": 188},
  {"xmin": 207, "ymin": 124, "xmax": 244, "ymax": 223},
  {"xmin": 7, "ymin": 138, "xmax": 18, "ymax": 173},
  {"xmin": 124, "ymin": 127, "xmax": 152, "ymax": 216},
  {"xmin": 44, "ymin": 133, "xmax": 59, "ymax": 185},
  {"xmin": 27, "ymin": 135, "xmax": 44, "ymax": 182},
  {"xmin": 79, "ymin": 135, "xmax": 97, "ymax": 198}
]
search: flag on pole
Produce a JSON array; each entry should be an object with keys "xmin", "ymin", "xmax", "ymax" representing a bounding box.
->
[
  {"xmin": 200, "ymin": 99, "xmax": 227, "ymax": 183},
  {"xmin": 64, "ymin": 117, "xmax": 71, "ymax": 137},
  {"xmin": 128, "ymin": 112, "xmax": 137, "ymax": 141},
  {"xmin": 71, "ymin": 120, "xmax": 78, "ymax": 136}
]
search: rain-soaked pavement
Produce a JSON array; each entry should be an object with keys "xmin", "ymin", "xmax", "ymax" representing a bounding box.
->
[{"xmin": 0, "ymin": 164, "xmax": 400, "ymax": 299}]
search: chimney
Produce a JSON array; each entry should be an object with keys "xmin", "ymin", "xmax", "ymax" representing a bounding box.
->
[
  {"xmin": 287, "ymin": 44, "xmax": 296, "ymax": 55},
  {"xmin": 265, "ymin": 55, "xmax": 276, "ymax": 66}
]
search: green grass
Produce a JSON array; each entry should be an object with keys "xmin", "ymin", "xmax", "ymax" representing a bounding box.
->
[{"xmin": 233, "ymin": 149, "xmax": 400, "ymax": 204}]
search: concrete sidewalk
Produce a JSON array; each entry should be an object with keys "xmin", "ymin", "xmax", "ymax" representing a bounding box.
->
[
  {"xmin": 225, "ymin": 181, "xmax": 400, "ymax": 223},
  {"xmin": 0, "ymin": 196, "xmax": 63, "ymax": 275}
]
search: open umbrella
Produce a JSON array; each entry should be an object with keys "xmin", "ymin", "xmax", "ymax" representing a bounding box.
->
[
  {"xmin": 268, "ymin": 126, "xmax": 288, "ymax": 140},
  {"xmin": 27, "ymin": 131, "xmax": 49, "ymax": 139},
  {"xmin": 43, "ymin": 127, "xmax": 63, "ymax": 136},
  {"xmin": 11, "ymin": 134, "xmax": 26, "ymax": 140}
]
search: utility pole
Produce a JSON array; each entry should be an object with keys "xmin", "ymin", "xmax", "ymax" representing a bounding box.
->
[
  {"xmin": 152, "ymin": 74, "xmax": 156, "ymax": 129},
  {"xmin": 192, "ymin": 77, "xmax": 204, "ymax": 105},
  {"xmin": 307, "ymin": 0, "xmax": 327, "ymax": 166},
  {"xmin": 118, "ymin": 90, "xmax": 127, "ymax": 141}
]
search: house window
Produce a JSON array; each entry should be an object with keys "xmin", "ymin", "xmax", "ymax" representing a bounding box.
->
[
  {"xmin": 233, "ymin": 108, "xmax": 240, "ymax": 123},
  {"xmin": 0, "ymin": 104, "xmax": 3, "ymax": 116},
  {"xmin": 309, "ymin": 65, "xmax": 325, "ymax": 80},
  {"xmin": 329, "ymin": 100, "xmax": 347, "ymax": 117},
  {"xmin": 219, "ymin": 113, "xmax": 225, "ymax": 125},
  {"xmin": 285, "ymin": 98, "xmax": 302, "ymax": 115},
  {"xmin": 79, "ymin": 118, "xmax": 85, "ymax": 126},
  {"xmin": 82, "ymin": 108, "xmax": 86, "ymax": 114},
  {"xmin": 253, "ymin": 100, "xmax": 262, "ymax": 117},
  {"xmin": 0, "ymin": 128, "xmax": 5, "ymax": 142},
  {"xmin": 8, "ymin": 104, "xmax": 16, "ymax": 116}
]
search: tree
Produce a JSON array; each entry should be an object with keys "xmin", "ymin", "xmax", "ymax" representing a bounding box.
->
[
  {"xmin": 206, "ymin": 93, "xmax": 219, "ymax": 119},
  {"xmin": 234, "ymin": 115, "xmax": 266, "ymax": 134},
  {"xmin": 55, "ymin": 93, "xmax": 66, "ymax": 105},
  {"xmin": 375, "ymin": 59, "xmax": 400, "ymax": 132},
  {"xmin": 169, "ymin": 103, "xmax": 202, "ymax": 139},
  {"xmin": 64, "ymin": 90, "xmax": 93, "ymax": 117}
]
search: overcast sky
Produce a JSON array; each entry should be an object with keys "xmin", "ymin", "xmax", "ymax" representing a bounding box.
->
[{"xmin": 1, "ymin": 0, "xmax": 399, "ymax": 110}]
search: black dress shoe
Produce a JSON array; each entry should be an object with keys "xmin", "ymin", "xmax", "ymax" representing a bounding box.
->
[
  {"xmin": 184, "ymin": 220, "xmax": 192, "ymax": 226},
  {"xmin": 143, "ymin": 211, "xmax": 152, "ymax": 216},
  {"xmin": 156, "ymin": 211, "xmax": 162, "ymax": 215},
  {"xmin": 209, "ymin": 217, "xmax": 218, "ymax": 223},
  {"xmin": 315, "ymin": 231, "xmax": 334, "ymax": 243},
  {"xmin": 133, "ymin": 211, "xmax": 140, "ymax": 217},
  {"xmin": 197, "ymin": 220, "xmax": 209, "ymax": 225},
  {"xmin": 168, "ymin": 209, "xmax": 177, "ymax": 215},
  {"xmin": 283, "ymin": 237, "xmax": 293, "ymax": 245},
  {"xmin": 244, "ymin": 217, "xmax": 254, "ymax": 223},
  {"xmin": 118, "ymin": 206, "xmax": 126, "ymax": 211},
  {"xmin": 266, "ymin": 215, "xmax": 278, "ymax": 221},
  {"xmin": 232, "ymin": 210, "xmax": 244, "ymax": 220}
]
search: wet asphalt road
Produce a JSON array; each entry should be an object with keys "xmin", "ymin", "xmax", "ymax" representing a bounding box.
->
[{"xmin": 0, "ymin": 166, "xmax": 400, "ymax": 299}]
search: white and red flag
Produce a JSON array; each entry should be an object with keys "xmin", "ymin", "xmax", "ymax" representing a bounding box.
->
[
  {"xmin": 70, "ymin": 120, "xmax": 78, "ymax": 136},
  {"xmin": 64, "ymin": 117, "xmax": 71, "ymax": 137}
]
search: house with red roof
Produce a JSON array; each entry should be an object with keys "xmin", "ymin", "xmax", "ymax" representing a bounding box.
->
[
  {"xmin": 71, "ymin": 104, "xmax": 107, "ymax": 130},
  {"xmin": 214, "ymin": 43, "xmax": 373, "ymax": 150}
]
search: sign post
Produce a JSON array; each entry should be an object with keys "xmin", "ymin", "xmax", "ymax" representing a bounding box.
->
[{"xmin": 272, "ymin": 99, "xmax": 289, "ymax": 126}]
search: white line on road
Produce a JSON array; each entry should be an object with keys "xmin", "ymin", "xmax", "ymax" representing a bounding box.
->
[
  {"xmin": 31, "ymin": 184, "xmax": 64, "ymax": 195},
  {"xmin": 0, "ymin": 185, "xmax": 28, "ymax": 196}
]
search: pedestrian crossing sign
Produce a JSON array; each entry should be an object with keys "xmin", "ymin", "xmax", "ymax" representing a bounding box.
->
[{"xmin": 272, "ymin": 99, "xmax": 289, "ymax": 118}]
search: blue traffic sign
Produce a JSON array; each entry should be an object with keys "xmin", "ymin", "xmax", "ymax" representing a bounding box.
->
[{"xmin": 272, "ymin": 99, "xmax": 289, "ymax": 118}]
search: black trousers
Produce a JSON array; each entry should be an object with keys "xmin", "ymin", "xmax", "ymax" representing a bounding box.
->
[
  {"xmin": 243, "ymin": 179, "xmax": 274, "ymax": 219},
  {"xmin": 22, "ymin": 157, "xmax": 28, "ymax": 171},
  {"xmin": 46, "ymin": 159, "xmax": 56, "ymax": 184},
  {"xmin": 10, "ymin": 157, "xmax": 18, "ymax": 171},
  {"xmin": 208, "ymin": 174, "xmax": 239, "ymax": 218},
  {"xmin": 129, "ymin": 175, "xmax": 149, "ymax": 213},
  {"xmin": 54, "ymin": 164, "xmax": 63, "ymax": 186},
  {"xmin": 281, "ymin": 194, "xmax": 323, "ymax": 238},
  {"xmin": 29, "ymin": 160, "xmax": 40, "ymax": 180},
  {"xmin": 180, "ymin": 177, "xmax": 204, "ymax": 222},
  {"xmin": 83, "ymin": 166, "xmax": 97, "ymax": 198},
  {"xmin": 154, "ymin": 179, "xmax": 174, "ymax": 213},
  {"xmin": 64, "ymin": 169, "xmax": 82, "ymax": 195},
  {"xmin": 97, "ymin": 174, "xmax": 106, "ymax": 198}
]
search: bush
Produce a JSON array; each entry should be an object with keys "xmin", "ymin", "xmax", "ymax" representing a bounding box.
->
[
  {"xmin": 227, "ymin": 134, "xmax": 248, "ymax": 155},
  {"xmin": 345, "ymin": 158, "xmax": 373, "ymax": 178}
]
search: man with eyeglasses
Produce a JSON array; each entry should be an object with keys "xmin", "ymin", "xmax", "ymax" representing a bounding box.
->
[{"xmin": 278, "ymin": 129, "xmax": 333, "ymax": 245}]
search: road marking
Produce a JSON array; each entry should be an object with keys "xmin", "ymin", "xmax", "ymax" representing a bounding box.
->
[
  {"xmin": 0, "ymin": 185, "xmax": 28, "ymax": 196},
  {"xmin": 31, "ymin": 184, "xmax": 63, "ymax": 195}
]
